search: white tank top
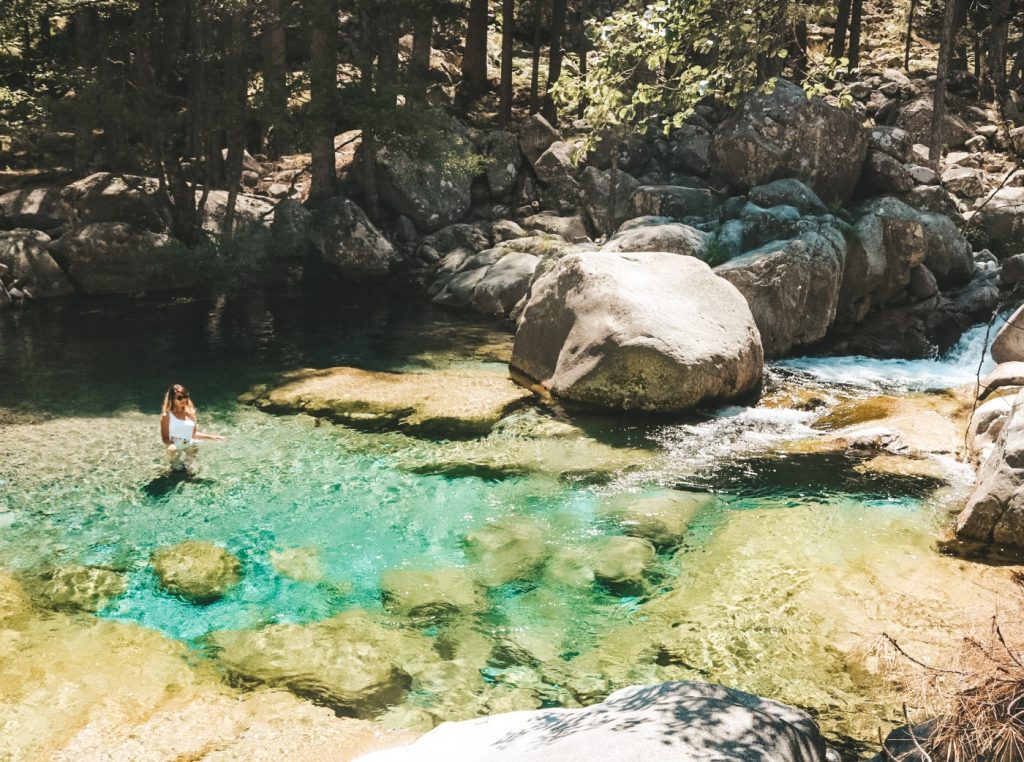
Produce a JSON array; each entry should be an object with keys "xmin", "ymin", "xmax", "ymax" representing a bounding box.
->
[{"xmin": 168, "ymin": 411, "xmax": 196, "ymax": 445}]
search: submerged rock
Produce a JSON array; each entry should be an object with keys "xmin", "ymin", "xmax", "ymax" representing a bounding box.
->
[
  {"xmin": 28, "ymin": 564, "xmax": 126, "ymax": 612},
  {"xmin": 356, "ymin": 681, "xmax": 830, "ymax": 762},
  {"xmin": 510, "ymin": 250, "xmax": 764, "ymax": 413},
  {"xmin": 253, "ymin": 367, "xmax": 533, "ymax": 438},
  {"xmin": 380, "ymin": 567, "xmax": 483, "ymax": 618},
  {"xmin": 591, "ymin": 536, "xmax": 657, "ymax": 594},
  {"xmin": 463, "ymin": 517, "xmax": 550, "ymax": 587},
  {"xmin": 151, "ymin": 540, "xmax": 241, "ymax": 604},
  {"xmin": 601, "ymin": 490, "xmax": 714, "ymax": 548},
  {"xmin": 270, "ymin": 547, "xmax": 325, "ymax": 583},
  {"xmin": 211, "ymin": 609, "xmax": 436, "ymax": 716}
]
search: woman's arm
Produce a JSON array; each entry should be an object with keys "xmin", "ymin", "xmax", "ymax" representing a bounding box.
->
[
  {"xmin": 192, "ymin": 417, "xmax": 226, "ymax": 441},
  {"xmin": 160, "ymin": 413, "xmax": 172, "ymax": 447}
]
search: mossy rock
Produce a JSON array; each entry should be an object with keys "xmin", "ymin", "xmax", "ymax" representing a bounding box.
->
[{"xmin": 151, "ymin": 541, "xmax": 241, "ymax": 604}]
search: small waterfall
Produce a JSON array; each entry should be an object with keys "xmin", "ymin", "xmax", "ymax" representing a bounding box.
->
[{"xmin": 775, "ymin": 318, "xmax": 1006, "ymax": 392}]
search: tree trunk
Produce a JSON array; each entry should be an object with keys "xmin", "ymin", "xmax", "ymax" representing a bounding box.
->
[
  {"xmin": 832, "ymin": 0, "xmax": 851, "ymax": 59},
  {"xmin": 358, "ymin": 1, "xmax": 381, "ymax": 221},
  {"xmin": 577, "ymin": 0, "xmax": 588, "ymax": 119},
  {"xmin": 410, "ymin": 4, "xmax": 434, "ymax": 103},
  {"xmin": 461, "ymin": 0, "xmax": 489, "ymax": 99},
  {"xmin": 792, "ymin": 19, "xmax": 809, "ymax": 84},
  {"xmin": 929, "ymin": 0, "xmax": 957, "ymax": 170},
  {"xmin": 308, "ymin": 0, "xmax": 338, "ymax": 202},
  {"xmin": 498, "ymin": 0, "xmax": 514, "ymax": 127},
  {"xmin": 261, "ymin": 0, "xmax": 289, "ymax": 157},
  {"xmin": 904, "ymin": 0, "xmax": 917, "ymax": 70},
  {"xmin": 72, "ymin": 9, "xmax": 95, "ymax": 175},
  {"xmin": 541, "ymin": 0, "xmax": 567, "ymax": 124},
  {"xmin": 1010, "ymin": 39, "xmax": 1024, "ymax": 89},
  {"xmin": 223, "ymin": 2, "xmax": 250, "ymax": 240},
  {"xmin": 529, "ymin": 0, "xmax": 543, "ymax": 113},
  {"xmin": 848, "ymin": 0, "xmax": 863, "ymax": 68},
  {"xmin": 986, "ymin": 0, "xmax": 1011, "ymax": 104},
  {"xmin": 376, "ymin": 4, "xmax": 400, "ymax": 97}
]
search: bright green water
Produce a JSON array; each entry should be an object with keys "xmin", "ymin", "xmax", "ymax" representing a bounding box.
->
[{"xmin": 0, "ymin": 291, "xmax": 986, "ymax": 753}]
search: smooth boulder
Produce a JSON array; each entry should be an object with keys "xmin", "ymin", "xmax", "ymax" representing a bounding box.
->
[
  {"xmin": 373, "ymin": 142, "xmax": 472, "ymax": 232},
  {"xmin": 311, "ymin": 197, "xmax": 401, "ymax": 281},
  {"xmin": 511, "ymin": 250, "xmax": 764, "ymax": 412},
  {"xmin": 711, "ymin": 79, "xmax": 868, "ymax": 205},
  {"xmin": 62, "ymin": 172, "xmax": 170, "ymax": 232},
  {"xmin": 955, "ymin": 387, "xmax": 1024, "ymax": 551},
  {"xmin": 0, "ymin": 229, "xmax": 73, "ymax": 298},
  {"xmin": 0, "ymin": 186, "xmax": 70, "ymax": 230},
  {"xmin": 151, "ymin": 540, "xmax": 241, "ymax": 604},
  {"xmin": 602, "ymin": 221, "xmax": 709, "ymax": 259},
  {"xmin": 991, "ymin": 303, "xmax": 1024, "ymax": 363},
  {"xmin": 49, "ymin": 222, "xmax": 199, "ymax": 295},
  {"xmin": 715, "ymin": 224, "xmax": 846, "ymax": 358},
  {"xmin": 355, "ymin": 681, "xmax": 829, "ymax": 762}
]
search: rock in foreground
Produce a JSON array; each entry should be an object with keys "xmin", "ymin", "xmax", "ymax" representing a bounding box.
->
[
  {"xmin": 151, "ymin": 540, "xmax": 241, "ymax": 604},
  {"xmin": 355, "ymin": 681, "xmax": 828, "ymax": 762},
  {"xmin": 253, "ymin": 367, "xmax": 533, "ymax": 437},
  {"xmin": 511, "ymin": 250, "xmax": 763, "ymax": 412}
]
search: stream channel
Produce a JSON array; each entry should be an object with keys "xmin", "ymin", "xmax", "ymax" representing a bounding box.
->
[{"xmin": 0, "ymin": 290, "xmax": 1014, "ymax": 755}]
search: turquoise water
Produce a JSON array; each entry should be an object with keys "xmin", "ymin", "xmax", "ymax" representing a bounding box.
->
[{"xmin": 0, "ymin": 290, "xmax": 988, "ymax": 749}]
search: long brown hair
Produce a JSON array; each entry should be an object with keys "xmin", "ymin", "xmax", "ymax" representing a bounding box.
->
[{"xmin": 162, "ymin": 384, "xmax": 196, "ymax": 417}]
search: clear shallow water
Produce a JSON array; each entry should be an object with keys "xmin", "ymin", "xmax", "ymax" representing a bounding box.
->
[{"xmin": 0, "ymin": 292, "xmax": 1005, "ymax": 751}]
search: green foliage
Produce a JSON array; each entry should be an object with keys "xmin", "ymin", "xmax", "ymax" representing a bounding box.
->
[
  {"xmin": 704, "ymin": 234, "xmax": 731, "ymax": 268},
  {"xmin": 163, "ymin": 229, "xmax": 277, "ymax": 294}
]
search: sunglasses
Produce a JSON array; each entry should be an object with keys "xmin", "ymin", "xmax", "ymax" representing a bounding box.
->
[{"xmin": 175, "ymin": 393, "xmax": 189, "ymax": 400}]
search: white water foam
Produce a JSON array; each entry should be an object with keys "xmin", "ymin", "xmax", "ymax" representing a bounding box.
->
[{"xmin": 776, "ymin": 318, "xmax": 1005, "ymax": 392}]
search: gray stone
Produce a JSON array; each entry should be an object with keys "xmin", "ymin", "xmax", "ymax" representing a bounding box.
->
[
  {"xmin": 588, "ymin": 129, "xmax": 650, "ymax": 173},
  {"xmin": 866, "ymin": 125, "xmax": 913, "ymax": 162},
  {"xmin": 894, "ymin": 98, "xmax": 974, "ymax": 149},
  {"xmin": 971, "ymin": 187, "xmax": 1024, "ymax": 256},
  {"xmin": 0, "ymin": 229, "xmax": 73, "ymax": 298},
  {"xmin": 603, "ymin": 222, "xmax": 709, "ymax": 259},
  {"xmin": 469, "ymin": 251, "xmax": 541, "ymax": 316},
  {"xmin": 979, "ymin": 362, "xmax": 1024, "ymax": 399},
  {"xmin": 483, "ymin": 131, "xmax": 521, "ymax": 198},
  {"xmin": 196, "ymin": 191, "xmax": 275, "ymax": 238},
  {"xmin": 311, "ymin": 197, "xmax": 401, "ymax": 281},
  {"xmin": 48, "ymin": 222, "xmax": 196, "ymax": 295},
  {"xmin": 1000, "ymin": 253, "xmax": 1024, "ymax": 286},
  {"xmin": 62, "ymin": 172, "xmax": 170, "ymax": 233},
  {"xmin": 895, "ymin": 185, "xmax": 964, "ymax": 221},
  {"xmin": 627, "ymin": 185, "xmax": 719, "ymax": 221},
  {"xmin": 533, "ymin": 141, "xmax": 576, "ymax": 186},
  {"xmin": 906, "ymin": 164, "xmax": 938, "ymax": 185},
  {"xmin": 519, "ymin": 114, "xmax": 562, "ymax": 166},
  {"xmin": 956, "ymin": 386, "xmax": 1024, "ymax": 550},
  {"xmin": 715, "ymin": 224, "xmax": 846, "ymax": 358},
  {"xmin": 539, "ymin": 175, "xmax": 582, "ymax": 215},
  {"xmin": 579, "ymin": 167, "xmax": 639, "ymax": 236},
  {"xmin": 861, "ymin": 150, "xmax": 915, "ymax": 193},
  {"xmin": 356, "ymin": 681, "xmax": 829, "ymax": 762},
  {"xmin": 492, "ymin": 219, "xmax": 529, "ymax": 242},
  {"xmin": 521, "ymin": 213, "xmax": 589, "ymax": 243},
  {"xmin": 667, "ymin": 124, "xmax": 712, "ymax": 175},
  {"xmin": 711, "ymin": 79, "xmax": 868, "ymax": 204},
  {"xmin": 0, "ymin": 186, "xmax": 70, "ymax": 230},
  {"xmin": 991, "ymin": 303, "xmax": 1024, "ymax": 363},
  {"xmin": 748, "ymin": 179, "xmax": 828, "ymax": 216},
  {"xmin": 373, "ymin": 140, "xmax": 472, "ymax": 232},
  {"xmin": 942, "ymin": 166, "xmax": 986, "ymax": 198},
  {"xmin": 511, "ymin": 250, "xmax": 764, "ymax": 412},
  {"xmin": 908, "ymin": 265, "xmax": 939, "ymax": 300},
  {"xmin": 422, "ymin": 222, "xmax": 492, "ymax": 255},
  {"xmin": 271, "ymin": 198, "xmax": 314, "ymax": 257}
]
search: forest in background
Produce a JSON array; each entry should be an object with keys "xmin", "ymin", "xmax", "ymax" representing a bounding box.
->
[{"xmin": 1, "ymin": 0, "xmax": 1023, "ymax": 244}]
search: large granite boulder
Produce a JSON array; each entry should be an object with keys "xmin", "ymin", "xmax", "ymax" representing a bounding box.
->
[
  {"xmin": 151, "ymin": 541, "xmax": 241, "ymax": 604},
  {"xmin": 991, "ymin": 303, "xmax": 1024, "ymax": 363},
  {"xmin": 482, "ymin": 131, "xmax": 521, "ymax": 198},
  {"xmin": 62, "ymin": 172, "xmax": 170, "ymax": 232},
  {"xmin": 510, "ymin": 250, "xmax": 764, "ymax": 412},
  {"xmin": 627, "ymin": 185, "xmax": 719, "ymax": 221},
  {"xmin": 893, "ymin": 97, "xmax": 973, "ymax": 149},
  {"xmin": 603, "ymin": 220, "xmax": 709, "ymax": 259},
  {"xmin": 711, "ymin": 79, "xmax": 868, "ymax": 204},
  {"xmin": 0, "ymin": 186, "xmax": 70, "ymax": 230},
  {"xmin": 373, "ymin": 141, "xmax": 472, "ymax": 232},
  {"xmin": 747, "ymin": 179, "xmax": 828, "ymax": 216},
  {"xmin": 955, "ymin": 386, "xmax": 1024, "ymax": 551},
  {"xmin": 715, "ymin": 223, "xmax": 846, "ymax": 358},
  {"xmin": 971, "ymin": 187, "xmax": 1024, "ymax": 257},
  {"xmin": 0, "ymin": 229, "xmax": 73, "ymax": 297},
  {"xmin": 211, "ymin": 609, "xmax": 436, "ymax": 717},
  {"xmin": 579, "ymin": 167, "xmax": 639, "ymax": 236},
  {"xmin": 518, "ymin": 114, "xmax": 562, "ymax": 166},
  {"xmin": 197, "ymin": 190, "xmax": 275, "ymax": 237},
  {"xmin": 311, "ymin": 197, "xmax": 401, "ymax": 281},
  {"xmin": 355, "ymin": 681, "xmax": 829, "ymax": 762},
  {"xmin": 253, "ymin": 366, "xmax": 533, "ymax": 438},
  {"xmin": 48, "ymin": 222, "xmax": 199, "ymax": 295}
]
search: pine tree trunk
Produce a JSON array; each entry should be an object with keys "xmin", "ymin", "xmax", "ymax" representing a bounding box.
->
[
  {"xmin": 410, "ymin": 5, "xmax": 434, "ymax": 103},
  {"xmin": 929, "ymin": 0, "xmax": 957, "ymax": 170},
  {"xmin": 461, "ymin": 0, "xmax": 489, "ymax": 99},
  {"xmin": 357, "ymin": 1, "xmax": 380, "ymax": 221},
  {"xmin": 223, "ymin": 2, "xmax": 250, "ymax": 240},
  {"xmin": 308, "ymin": 0, "xmax": 338, "ymax": 202},
  {"xmin": 577, "ymin": 0, "xmax": 588, "ymax": 119},
  {"xmin": 529, "ymin": 0, "xmax": 543, "ymax": 114},
  {"xmin": 498, "ymin": 0, "xmax": 514, "ymax": 127},
  {"xmin": 832, "ymin": 0, "xmax": 851, "ymax": 58},
  {"xmin": 848, "ymin": 0, "xmax": 863, "ymax": 68},
  {"xmin": 792, "ymin": 19, "xmax": 809, "ymax": 84},
  {"xmin": 904, "ymin": 0, "xmax": 917, "ymax": 70},
  {"xmin": 72, "ymin": 9, "xmax": 95, "ymax": 175},
  {"xmin": 261, "ymin": 0, "xmax": 288, "ymax": 157},
  {"xmin": 986, "ymin": 0, "xmax": 1011, "ymax": 104},
  {"xmin": 541, "ymin": 0, "xmax": 566, "ymax": 124}
]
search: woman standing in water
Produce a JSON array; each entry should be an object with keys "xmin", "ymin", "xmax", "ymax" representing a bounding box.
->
[{"xmin": 160, "ymin": 384, "xmax": 225, "ymax": 473}]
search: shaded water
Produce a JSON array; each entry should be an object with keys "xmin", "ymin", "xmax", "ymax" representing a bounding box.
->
[{"xmin": 0, "ymin": 291, "xmax": 1010, "ymax": 756}]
